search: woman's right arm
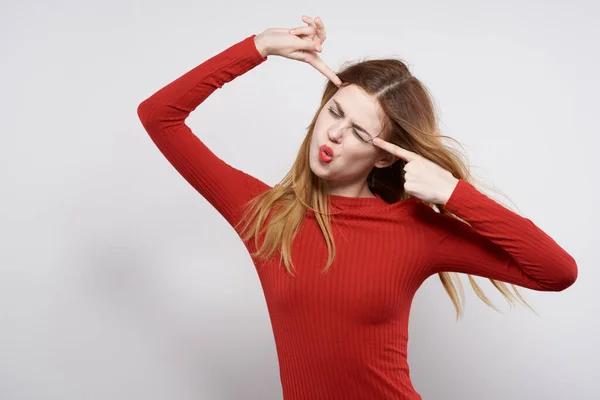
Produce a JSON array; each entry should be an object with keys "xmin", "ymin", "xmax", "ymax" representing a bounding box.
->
[
  {"xmin": 137, "ymin": 18, "xmax": 340, "ymax": 231},
  {"xmin": 137, "ymin": 34, "xmax": 271, "ymax": 231}
]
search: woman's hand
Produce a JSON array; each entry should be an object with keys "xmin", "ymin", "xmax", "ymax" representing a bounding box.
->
[
  {"xmin": 372, "ymin": 137, "xmax": 460, "ymax": 205},
  {"xmin": 254, "ymin": 15, "xmax": 342, "ymax": 87}
]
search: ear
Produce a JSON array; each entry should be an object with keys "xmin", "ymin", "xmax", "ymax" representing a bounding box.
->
[{"xmin": 373, "ymin": 152, "xmax": 399, "ymax": 169}]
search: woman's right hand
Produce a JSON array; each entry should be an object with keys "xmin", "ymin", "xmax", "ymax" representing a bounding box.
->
[{"xmin": 254, "ymin": 15, "xmax": 342, "ymax": 87}]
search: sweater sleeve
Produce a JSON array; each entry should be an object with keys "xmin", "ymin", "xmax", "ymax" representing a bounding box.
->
[
  {"xmin": 136, "ymin": 34, "xmax": 271, "ymax": 232},
  {"xmin": 422, "ymin": 179, "xmax": 578, "ymax": 291}
]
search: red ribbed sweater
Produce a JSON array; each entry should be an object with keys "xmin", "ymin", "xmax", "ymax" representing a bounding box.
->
[{"xmin": 136, "ymin": 34, "xmax": 578, "ymax": 400}]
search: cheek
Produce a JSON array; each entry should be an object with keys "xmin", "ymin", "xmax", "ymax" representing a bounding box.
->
[
  {"xmin": 311, "ymin": 115, "xmax": 325, "ymax": 138},
  {"xmin": 345, "ymin": 145, "xmax": 378, "ymax": 163},
  {"xmin": 309, "ymin": 116, "xmax": 327, "ymax": 149}
]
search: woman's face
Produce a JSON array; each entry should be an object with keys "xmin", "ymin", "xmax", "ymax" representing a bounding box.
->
[{"xmin": 309, "ymin": 84, "xmax": 393, "ymax": 194}]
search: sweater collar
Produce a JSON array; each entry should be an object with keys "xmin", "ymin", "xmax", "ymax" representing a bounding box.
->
[{"xmin": 328, "ymin": 192, "xmax": 387, "ymax": 210}]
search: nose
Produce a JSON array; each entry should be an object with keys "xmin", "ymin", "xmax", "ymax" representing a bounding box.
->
[{"xmin": 327, "ymin": 122, "xmax": 351, "ymax": 143}]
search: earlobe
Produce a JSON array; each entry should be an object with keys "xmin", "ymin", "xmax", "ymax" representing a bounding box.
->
[{"xmin": 374, "ymin": 155, "xmax": 398, "ymax": 169}]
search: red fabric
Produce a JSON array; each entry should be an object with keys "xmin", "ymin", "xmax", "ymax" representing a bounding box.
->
[{"xmin": 137, "ymin": 34, "xmax": 577, "ymax": 400}]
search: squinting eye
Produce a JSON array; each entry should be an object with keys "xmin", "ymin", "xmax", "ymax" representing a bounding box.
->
[
  {"xmin": 356, "ymin": 133, "xmax": 369, "ymax": 143},
  {"xmin": 328, "ymin": 107, "xmax": 367, "ymax": 142}
]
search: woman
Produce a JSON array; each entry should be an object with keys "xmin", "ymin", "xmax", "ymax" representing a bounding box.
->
[{"xmin": 137, "ymin": 15, "xmax": 577, "ymax": 400}]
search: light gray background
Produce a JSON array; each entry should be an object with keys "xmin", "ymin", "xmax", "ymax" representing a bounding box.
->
[{"xmin": 1, "ymin": 1, "xmax": 598, "ymax": 399}]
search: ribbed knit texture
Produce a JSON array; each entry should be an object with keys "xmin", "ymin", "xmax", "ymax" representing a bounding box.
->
[{"xmin": 136, "ymin": 34, "xmax": 578, "ymax": 400}]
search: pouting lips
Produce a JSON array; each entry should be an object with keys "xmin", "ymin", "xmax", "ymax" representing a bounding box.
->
[
  {"xmin": 318, "ymin": 144, "xmax": 335, "ymax": 163},
  {"xmin": 320, "ymin": 144, "xmax": 334, "ymax": 157}
]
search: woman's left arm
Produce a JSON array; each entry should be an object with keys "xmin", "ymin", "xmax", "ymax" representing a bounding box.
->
[
  {"xmin": 371, "ymin": 137, "xmax": 578, "ymax": 291},
  {"xmin": 422, "ymin": 179, "xmax": 578, "ymax": 291}
]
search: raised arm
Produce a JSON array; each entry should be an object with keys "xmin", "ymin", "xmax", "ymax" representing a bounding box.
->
[{"xmin": 136, "ymin": 35, "xmax": 271, "ymax": 231}]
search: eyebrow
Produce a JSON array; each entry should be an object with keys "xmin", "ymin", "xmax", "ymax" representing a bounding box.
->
[{"xmin": 331, "ymin": 99, "xmax": 374, "ymax": 139}]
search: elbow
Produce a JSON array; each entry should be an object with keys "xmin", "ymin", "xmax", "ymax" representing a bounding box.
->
[
  {"xmin": 137, "ymin": 100, "xmax": 153, "ymax": 125},
  {"xmin": 546, "ymin": 255, "xmax": 578, "ymax": 292},
  {"xmin": 137, "ymin": 99, "xmax": 162, "ymax": 133}
]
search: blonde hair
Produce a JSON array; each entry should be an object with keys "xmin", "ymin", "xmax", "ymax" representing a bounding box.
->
[{"xmin": 235, "ymin": 58, "xmax": 535, "ymax": 319}]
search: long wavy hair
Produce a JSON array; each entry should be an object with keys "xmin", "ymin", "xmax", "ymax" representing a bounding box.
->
[{"xmin": 235, "ymin": 57, "xmax": 534, "ymax": 319}]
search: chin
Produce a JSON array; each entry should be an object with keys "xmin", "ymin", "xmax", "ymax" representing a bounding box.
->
[
  {"xmin": 309, "ymin": 157, "xmax": 325, "ymax": 179},
  {"xmin": 309, "ymin": 155, "xmax": 339, "ymax": 182},
  {"xmin": 309, "ymin": 152, "xmax": 327, "ymax": 177}
]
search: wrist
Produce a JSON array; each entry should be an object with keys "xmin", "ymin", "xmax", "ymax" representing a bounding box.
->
[
  {"xmin": 442, "ymin": 177, "xmax": 460, "ymax": 206},
  {"xmin": 254, "ymin": 34, "xmax": 270, "ymax": 58}
]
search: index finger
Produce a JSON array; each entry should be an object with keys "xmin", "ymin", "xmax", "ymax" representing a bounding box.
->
[
  {"xmin": 372, "ymin": 137, "xmax": 419, "ymax": 162},
  {"xmin": 309, "ymin": 57, "xmax": 342, "ymax": 87}
]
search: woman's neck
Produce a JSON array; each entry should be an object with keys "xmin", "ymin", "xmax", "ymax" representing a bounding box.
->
[{"xmin": 328, "ymin": 180, "xmax": 375, "ymax": 198}]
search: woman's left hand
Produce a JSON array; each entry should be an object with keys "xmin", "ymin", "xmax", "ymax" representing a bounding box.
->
[{"xmin": 372, "ymin": 137, "xmax": 459, "ymax": 205}]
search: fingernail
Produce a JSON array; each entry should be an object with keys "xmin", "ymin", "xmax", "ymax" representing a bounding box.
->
[{"xmin": 290, "ymin": 29, "xmax": 295, "ymax": 34}]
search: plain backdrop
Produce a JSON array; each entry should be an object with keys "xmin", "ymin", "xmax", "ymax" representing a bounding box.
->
[{"xmin": 1, "ymin": 1, "xmax": 598, "ymax": 399}]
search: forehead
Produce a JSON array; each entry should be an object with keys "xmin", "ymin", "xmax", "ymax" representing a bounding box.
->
[{"xmin": 331, "ymin": 84, "xmax": 384, "ymax": 130}]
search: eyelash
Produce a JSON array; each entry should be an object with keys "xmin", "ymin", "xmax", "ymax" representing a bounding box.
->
[{"xmin": 327, "ymin": 106, "xmax": 366, "ymax": 142}]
